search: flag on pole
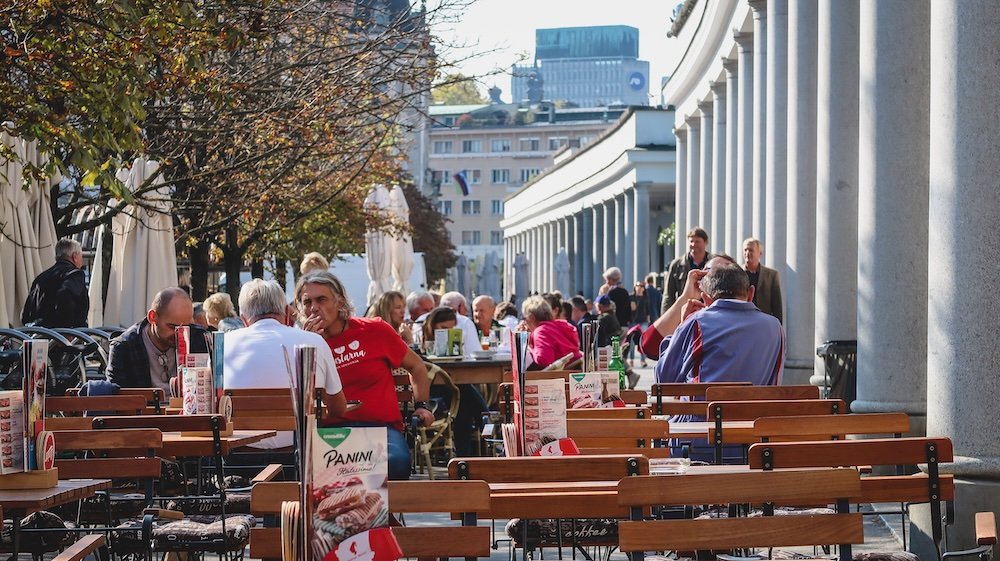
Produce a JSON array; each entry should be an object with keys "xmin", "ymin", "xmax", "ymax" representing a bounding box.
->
[{"xmin": 453, "ymin": 170, "xmax": 470, "ymax": 196}]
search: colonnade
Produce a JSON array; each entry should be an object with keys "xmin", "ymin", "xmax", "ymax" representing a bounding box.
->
[
  {"xmin": 503, "ymin": 183, "xmax": 652, "ymax": 300},
  {"xmin": 666, "ymin": 0, "xmax": 1000, "ymax": 552}
]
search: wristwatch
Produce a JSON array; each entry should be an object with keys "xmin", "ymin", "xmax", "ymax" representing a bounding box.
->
[{"xmin": 413, "ymin": 400, "xmax": 432, "ymax": 412}]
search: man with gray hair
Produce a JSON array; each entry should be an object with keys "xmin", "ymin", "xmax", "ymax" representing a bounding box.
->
[
  {"xmin": 22, "ymin": 238, "xmax": 88, "ymax": 327},
  {"xmin": 655, "ymin": 259, "xmax": 784, "ymax": 387},
  {"xmin": 223, "ymin": 278, "xmax": 346, "ymax": 449},
  {"xmin": 440, "ymin": 291, "xmax": 484, "ymax": 358}
]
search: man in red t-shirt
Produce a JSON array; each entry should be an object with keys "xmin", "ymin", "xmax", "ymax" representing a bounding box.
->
[{"xmin": 297, "ymin": 271, "xmax": 433, "ymax": 480}]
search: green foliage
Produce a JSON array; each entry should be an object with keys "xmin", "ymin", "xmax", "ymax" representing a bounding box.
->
[
  {"xmin": 432, "ymin": 73, "xmax": 487, "ymax": 105},
  {"xmin": 657, "ymin": 222, "xmax": 676, "ymax": 247}
]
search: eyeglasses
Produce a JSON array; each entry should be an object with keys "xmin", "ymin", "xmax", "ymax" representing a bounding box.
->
[{"xmin": 156, "ymin": 353, "xmax": 168, "ymax": 368}]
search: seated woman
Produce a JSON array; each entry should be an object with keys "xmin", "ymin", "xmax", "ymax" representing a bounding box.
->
[
  {"xmin": 519, "ymin": 296, "xmax": 582, "ymax": 370},
  {"xmin": 296, "ymin": 271, "xmax": 434, "ymax": 480},
  {"xmin": 366, "ymin": 290, "xmax": 414, "ymax": 345},
  {"xmin": 203, "ymin": 292, "xmax": 244, "ymax": 332},
  {"xmin": 422, "ymin": 307, "xmax": 489, "ymax": 457}
]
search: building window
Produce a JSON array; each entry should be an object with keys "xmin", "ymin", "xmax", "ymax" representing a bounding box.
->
[
  {"xmin": 433, "ymin": 140, "xmax": 452, "ymax": 154},
  {"xmin": 490, "ymin": 231, "xmax": 503, "ymax": 245},
  {"xmin": 548, "ymin": 137, "xmax": 569, "ymax": 150},
  {"xmin": 468, "ymin": 169, "xmax": 482, "ymax": 184},
  {"xmin": 491, "ymin": 169, "xmax": 510, "ymax": 184},
  {"xmin": 462, "ymin": 200, "xmax": 481, "ymax": 215},
  {"xmin": 461, "ymin": 230, "xmax": 482, "ymax": 245},
  {"xmin": 438, "ymin": 200, "xmax": 452, "ymax": 216},
  {"xmin": 491, "ymin": 138, "xmax": 511, "ymax": 152},
  {"xmin": 578, "ymin": 135, "xmax": 593, "ymax": 147},
  {"xmin": 520, "ymin": 168, "xmax": 541, "ymax": 183},
  {"xmin": 519, "ymin": 137, "xmax": 540, "ymax": 151},
  {"xmin": 462, "ymin": 139, "xmax": 482, "ymax": 153},
  {"xmin": 491, "ymin": 200, "xmax": 503, "ymax": 216},
  {"xmin": 431, "ymin": 169, "xmax": 451, "ymax": 186}
]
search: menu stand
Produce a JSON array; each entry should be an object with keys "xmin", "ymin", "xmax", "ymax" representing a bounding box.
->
[{"xmin": 0, "ymin": 468, "xmax": 58, "ymax": 490}]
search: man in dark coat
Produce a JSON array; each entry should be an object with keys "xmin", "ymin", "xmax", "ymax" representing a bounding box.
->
[{"xmin": 21, "ymin": 238, "xmax": 89, "ymax": 328}]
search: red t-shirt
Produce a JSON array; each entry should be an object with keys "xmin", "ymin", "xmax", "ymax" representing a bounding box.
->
[{"xmin": 323, "ymin": 317, "xmax": 408, "ymax": 431}]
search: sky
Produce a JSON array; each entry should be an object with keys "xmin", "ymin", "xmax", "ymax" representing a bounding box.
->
[{"xmin": 428, "ymin": 0, "xmax": 677, "ymax": 105}]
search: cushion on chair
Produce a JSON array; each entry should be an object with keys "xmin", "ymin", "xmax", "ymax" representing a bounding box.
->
[
  {"xmin": 853, "ymin": 553, "xmax": 921, "ymax": 561},
  {"xmin": 165, "ymin": 493, "xmax": 251, "ymax": 515},
  {"xmin": 112, "ymin": 514, "xmax": 256, "ymax": 553},
  {"xmin": 0, "ymin": 511, "xmax": 75, "ymax": 551}
]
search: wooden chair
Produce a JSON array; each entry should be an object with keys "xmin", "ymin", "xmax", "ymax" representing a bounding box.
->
[
  {"xmin": 753, "ymin": 412, "xmax": 911, "ymax": 442},
  {"xmin": 567, "ymin": 418, "xmax": 672, "ymax": 458},
  {"xmin": 449, "ymin": 454, "xmax": 650, "ymax": 556},
  {"xmin": 51, "ymin": 534, "xmax": 108, "ymax": 561},
  {"xmin": 249, "ymin": 479, "xmax": 492, "ymax": 561},
  {"xmin": 567, "ymin": 406, "xmax": 651, "ymax": 420},
  {"xmin": 66, "ymin": 386, "xmax": 166, "ymax": 414},
  {"xmin": 45, "ymin": 394, "xmax": 150, "ymax": 430},
  {"xmin": 617, "ymin": 468, "xmax": 865, "ymax": 561},
  {"xmin": 749, "ymin": 436, "xmax": 954, "ymax": 556},
  {"xmin": 415, "ymin": 363, "xmax": 461, "ymax": 478},
  {"xmin": 650, "ymin": 381, "xmax": 751, "ymax": 415},
  {"xmin": 705, "ymin": 384, "xmax": 821, "ymax": 402},
  {"xmin": 706, "ymin": 399, "xmax": 846, "ymax": 463}
]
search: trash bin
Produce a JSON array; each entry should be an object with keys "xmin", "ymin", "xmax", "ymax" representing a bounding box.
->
[{"xmin": 815, "ymin": 340, "xmax": 857, "ymax": 409}]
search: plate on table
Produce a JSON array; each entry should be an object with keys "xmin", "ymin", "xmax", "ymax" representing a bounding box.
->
[
  {"xmin": 492, "ymin": 352, "xmax": 512, "ymax": 362},
  {"xmin": 471, "ymin": 350, "xmax": 495, "ymax": 361},
  {"xmin": 427, "ymin": 355, "xmax": 462, "ymax": 362}
]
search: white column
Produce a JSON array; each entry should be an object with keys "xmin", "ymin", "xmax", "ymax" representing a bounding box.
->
[
  {"xmin": 926, "ymin": 2, "xmax": 1000, "ymax": 551},
  {"xmin": 814, "ymin": 0, "xmax": 859, "ymax": 387},
  {"xmin": 613, "ymin": 195, "xmax": 623, "ymax": 274},
  {"xmin": 571, "ymin": 213, "xmax": 582, "ymax": 295},
  {"xmin": 602, "ymin": 200, "xmax": 614, "ymax": 278},
  {"xmin": 723, "ymin": 57, "xmax": 740, "ymax": 258},
  {"xmin": 563, "ymin": 217, "xmax": 574, "ymax": 295},
  {"xmin": 582, "ymin": 209, "xmax": 594, "ymax": 296},
  {"xmin": 504, "ymin": 237, "xmax": 511, "ymax": 301},
  {"xmin": 764, "ymin": 0, "xmax": 788, "ymax": 270},
  {"xmin": 633, "ymin": 184, "xmax": 650, "ymax": 285},
  {"xmin": 685, "ymin": 116, "xmax": 701, "ymax": 241},
  {"xmin": 674, "ymin": 125, "xmax": 688, "ymax": 259},
  {"xmin": 749, "ymin": 0, "xmax": 768, "ymax": 239},
  {"xmin": 855, "ymin": 1, "xmax": 929, "ymax": 419},
  {"xmin": 783, "ymin": 0, "xmax": 817, "ymax": 386},
  {"xmin": 698, "ymin": 100, "xmax": 714, "ymax": 234},
  {"xmin": 623, "ymin": 190, "xmax": 635, "ymax": 287},
  {"xmin": 544, "ymin": 221, "xmax": 554, "ymax": 291},
  {"xmin": 592, "ymin": 204, "xmax": 604, "ymax": 284},
  {"xmin": 711, "ymin": 80, "xmax": 727, "ymax": 257},
  {"xmin": 734, "ymin": 32, "xmax": 754, "ymax": 250},
  {"xmin": 529, "ymin": 228, "xmax": 538, "ymax": 292}
]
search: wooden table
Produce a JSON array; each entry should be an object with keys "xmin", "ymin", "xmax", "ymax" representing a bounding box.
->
[
  {"xmin": 161, "ymin": 429, "xmax": 278, "ymax": 456},
  {"xmin": 664, "ymin": 420, "xmax": 756, "ymax": 440},
  {"xmin": 429, "ymin": 358, "xmax": 510, "ymax": 385},
  {"xmin": 0, "ymin": 478, "xmax": 111, "ymax": 557}
]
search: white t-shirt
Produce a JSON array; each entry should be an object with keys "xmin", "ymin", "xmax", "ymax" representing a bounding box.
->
[
  {"xmin": 456, "ymin": 314, "xmax": 483, "ymax": 358},
  {"xmin": 224, "ymin": 319, "xmax": 343, "ymax": 448}
]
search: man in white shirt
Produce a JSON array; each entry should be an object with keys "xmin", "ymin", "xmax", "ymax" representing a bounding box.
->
[
  {"xmin": 224, "ymin": 278, "xmax": 347, "ymax": 449},
  {"xmin": 441, "ymin": 291, "xmax": 485, "ymax": 358}
]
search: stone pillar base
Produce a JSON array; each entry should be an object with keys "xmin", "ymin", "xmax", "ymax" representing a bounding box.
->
[
  {"xmin": 909, "ymin": 476, "xmax": 1000, "ymax": 561},
  {"xmin": 781, "ymin": 364, "xmax": 812, "ymax": 387}
]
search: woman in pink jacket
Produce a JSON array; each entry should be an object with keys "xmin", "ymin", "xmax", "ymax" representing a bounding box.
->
[{"xmin": 520, "ymin": 295, "xmax": 582, "ymax": 369}]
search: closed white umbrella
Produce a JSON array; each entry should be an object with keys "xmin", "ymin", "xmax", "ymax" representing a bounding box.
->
[
  {"xmin": 554, "ymin": 248, "xmax": 571, "ymax": 296},
  {"xmin": 364, "ymin": 184, "xmax": 392, "ymax": 308},
  {"xmin": 23, "ymin": 140, "xmax": 60, "ymax": 271},
  {"xmin": 1, "ymin": 132, "xmax": 45, "ymax": 326},
  {"xmin": 513, "ymin": 253, "xmax": 530, "ymax": 305},
  {"xmin": 387, "ymin": 184, "xmax": 414, "ymax": 293},
  {"xmin": 477, "ymin": 251, "xmax": 501, "ymax": 301},
  {"xmin": 103, "ymin": 157, "xmax": 178, "ymax": 327}
]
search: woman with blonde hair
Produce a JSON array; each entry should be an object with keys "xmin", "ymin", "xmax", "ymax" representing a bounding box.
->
[
  {"xmin": 299, "ymin": 251, "xmax": 329, "ymax": 275},
  {"xmin": 365, "ymin": 290, "xmax": 413, "ymax": 344},
  {"xmin": 203, "ymin": 292, "xmax": 244, "ymax": 332}
]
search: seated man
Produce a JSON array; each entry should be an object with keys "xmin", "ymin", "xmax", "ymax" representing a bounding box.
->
[
  {"xmin": 224, "ymin": 279, "xmax": 348, "ymax": 449},
  {"xmin": 106, "ymin": 287, "xmax": 210, "ymax": 394},
  {"xmin": 655, "ymin": 261, "xmax": 784, "ymax": 386}
]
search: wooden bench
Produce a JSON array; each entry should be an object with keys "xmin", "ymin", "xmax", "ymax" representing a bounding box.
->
[
  {"xmin": 753, "ymin": 412, "xmax": 911, "ymax": 442},
  {"xmin": 51, "ymin": 534, "xmax": 107, "ymax": 561},
  {"xmin": 45, "ymin": 395, "xmax": 149, "ymax": 430},
  {"xmin": 65, "ymin": 387, "xmax": 165, "ymax": 414},
  {"xmin": 567, "ymin": 406, "xmax": 650, "ymax": 420},
  {"xmin": 567, "ymin": 418, "xmax": 672, "ymax": 458},
  {"xmin": 650, "ymin": 382, "xmax": 751, "ymax": 415},
  {"xmin": 706, "ymin": 399, "xmax": 846, "ymax": 463},
  {"xmin": 705, "ymin": 384, "xmax": 821, "ymax": 402},
  {"xmin": 748, "ymin": 436, "xmax": 955, "ymax": 552},
  {"xmin": 249, "ymin": 479, "xmax": 492, "ymax": 560},
  {"xmin": 617, "ymin": 468, "xmax": 865, "ymax": 561}
]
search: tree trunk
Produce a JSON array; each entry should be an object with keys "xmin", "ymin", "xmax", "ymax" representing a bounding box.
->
[
  {"xmin": 188, "ymin": 238, "xmax": 211, "ymax": 301},
  {"xmin": 250, "ymin": 258, "xmax": 264, "ymax": 280},
  {"xmin": 224, "ymin": 226, "xmax": 244, "ymax": 307},
  {"xmin": 274, "ymin": 259, "xmax": 287, "ymax": 289}
]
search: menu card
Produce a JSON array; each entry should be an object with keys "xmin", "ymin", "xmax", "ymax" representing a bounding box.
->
[
  {"xmin": 568, "ymin": 372, "xmax": 624, "ymax": 408},
  {"xmin": 182, "ymin": 367, "xmax": 214, "ymax": 415},
  {"xmin": 23, "ymin": 339, "xmax": 48, "ymax": 469},
  {"xmin": 0, "ymin": 391, "xmax": 25, "ymax": 474},
  {"xmin": 521, "ymin": 378, "xmax": 567, "ymax": 455}
]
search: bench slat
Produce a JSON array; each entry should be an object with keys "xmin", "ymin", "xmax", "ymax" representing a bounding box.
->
[
  {"xmin": 619, "ymin": 514, "xmax": 864, "ymax": 551},
  {"xmin": 51, "ymin": 534, "xmax": 106, "ymax": 561}
]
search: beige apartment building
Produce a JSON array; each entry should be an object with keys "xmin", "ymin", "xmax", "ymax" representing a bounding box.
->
[{"xmin": 428, "ymin": 103, "xmax": 625, "ymax": 261}]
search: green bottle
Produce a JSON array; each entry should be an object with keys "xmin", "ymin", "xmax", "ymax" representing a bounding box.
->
[{"xmin": 609, "ymin": 335, "xmax": 626, "ymax": 390}]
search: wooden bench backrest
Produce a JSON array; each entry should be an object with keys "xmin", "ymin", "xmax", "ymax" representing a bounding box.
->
[
  {"xmin": 249, "ymin": 480, "xmax": 492, "ymax": 560},
  {"xmin": 650, "ymin": 382, "xmax": 751, "ymax": 415},
  {"xmin": 53, "ymin": 428, "xmax": 162, "ymax": 479},
  {"xmin": 46, "ymin": 395, "xmax": 147, "ymax": 414},
  {"xmin": 228, "ymin": 394, "xmax": 296, "ymax": 431},
  {"xmin": 708, "ymin": 399, "xmax": 846, "ymax": 420},
  {"xmin": 448, "ymin": 453, "xmax": 649, "ymax": 483},
  {"xmin": 93, "ymin": 413, "xmax": 227, "ymax": 433},
  {"xmin": 706, "ymin": 384, "xmax": 820, "ymax": 402},
  {"xmin": 567, "ymin": 418, "xmax": 669, "ymax": 448},
  {"xmin": 753, "ymin": 412, "xmax": 911, "ymax": 440},
  {"xmin": 619, "ymin": 389, "xmax": 647, "ymax": 406},
  {"xmin": 567, "ymin": 406, "xmax": 650, "ymax": 420},
  {"xmin": 617, "ymin": 469, "xmax": 864, "ymax": 553}
]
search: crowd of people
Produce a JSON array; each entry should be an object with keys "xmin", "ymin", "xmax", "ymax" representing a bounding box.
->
[{"xmin": 20, "ymin": 227, "xmax": 788, "ymax": 478}]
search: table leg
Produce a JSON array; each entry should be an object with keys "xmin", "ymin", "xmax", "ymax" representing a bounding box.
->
[{"xmin": 11, "ymin": 513, "xmax": 21, "ymax": 559}]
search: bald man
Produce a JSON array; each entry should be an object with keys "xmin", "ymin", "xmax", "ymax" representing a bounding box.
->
[{"xmin": 107, "ymin": 287, "xmax": 210, "ymax": 392}]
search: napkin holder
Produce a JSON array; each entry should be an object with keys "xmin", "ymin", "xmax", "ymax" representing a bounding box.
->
[{"xmin": 0, "ymin": 468, "xmax": 59, "ymax": 490}]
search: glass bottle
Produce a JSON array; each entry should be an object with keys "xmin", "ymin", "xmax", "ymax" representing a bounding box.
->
[{"xmin": 609, "ymin": 335, "xmax": 626, "ymax": 390}]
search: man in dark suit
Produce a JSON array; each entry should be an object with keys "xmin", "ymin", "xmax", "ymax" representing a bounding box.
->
[{"xmin": 742, "ymin": 238, "xmax": 783, "ymax": 324}]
